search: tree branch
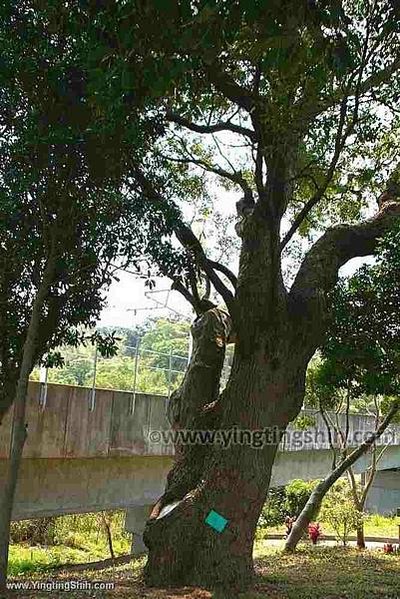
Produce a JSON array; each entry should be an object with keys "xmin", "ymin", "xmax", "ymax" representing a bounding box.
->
[
  {"xmin": 290, "ymin": 200, "xmax": 400, "ymax": 340},
  {"xmin": 313, "ymin": 54, "xmax": 400, "ymax": 117},
  {"xmin": 281, "ymin": 96, "xmax": 349, "ymax": 249},
  {"xmin": 164, "ymin": 152, "xmax": 253, "ymax": 200},
  {"xmin": 175, "ymin": 224, "xmax": 236, "ymax": 315},
  {"xmin": 166, "ymin": 110, "xmax": 256, "ymax": 141},
  {"xmin": 283, "ymin": 30, "xmax": 372, "ymax": 251},
  {"xmin": 206, "ymin": 259, "xmax": 237, "ymax": 289},
  {"xmin": 171, "ymin": 279, "xmax": 215, "ymax": 315},
  {"xmin": 130, "ymin": 166, "xmax": 236, "ymax": 314},
  {"xmin": 206, "ymin": 65, "xmax": 255, "ymax": 112}
]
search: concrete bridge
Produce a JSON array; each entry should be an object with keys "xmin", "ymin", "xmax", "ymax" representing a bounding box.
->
[{"xmin": 0, "ymin": 382, "xmax": 399, "ymax": 551}]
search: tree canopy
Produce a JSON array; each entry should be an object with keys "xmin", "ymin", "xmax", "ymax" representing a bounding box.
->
[{"xmin": 307, "ymin": 224, "xmax": 400, "ymax": 411}]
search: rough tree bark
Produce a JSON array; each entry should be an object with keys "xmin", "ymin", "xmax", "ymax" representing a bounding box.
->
[
  {"xmin": 284, "ymin": 399, "xmax": 400, "ymax": 552},
  {"xmin": 144, "ymin": 211, "xmax": 310, "ymax": 590},
  {"xmin": 141, "ymin": 201, "xmax": 400, "ymax": 590},
  {"xmin": 0, "ymin": 251, "xmax": 56, "ymax": 590},
  {"xmin": 149, "ymin": 306, "xmax": 232, "ymax": 519}
]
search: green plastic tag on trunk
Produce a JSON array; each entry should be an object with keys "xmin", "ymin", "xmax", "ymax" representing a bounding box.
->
[{"xmin": 205, "ymin": 510, "xmax": 228, "ymax": 533}]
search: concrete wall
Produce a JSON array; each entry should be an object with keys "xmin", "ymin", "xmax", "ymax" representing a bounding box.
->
[
  {"xmin": 0, "ymin": 456, "xmax": 172, "ymax": 520},
  {"xmin": 0, "ymin": 382, "xmax": 174, "ymax": 527},
  {"xmin": 0, "ymin": 382, "xmax": 174, "ymax": 460},
  {"xmin": 365, "ymin": 469, "xmax": 400, "ymax": 515},
  {"xmin": 1, "ymin": 382, "xmax": 400, "ymax": 521}
]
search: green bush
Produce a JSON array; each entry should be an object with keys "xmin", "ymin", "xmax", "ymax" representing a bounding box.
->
[
  {"xmin": 258, "ymin": 480, "xmax": 318, "ymax": 529},
  {"xmin": 10, "ymin": 511, "xmax": 130, "ymax": 551},
  {"xmin": 10, "ymin": 518, "xmax": 57, "ymax": 545},
  {"xmin": 321, "ymin": 479, "xmax": 364, "ymax": 545},
  {"xmin": 259, "ymin": 487, "xmax": 287, "ymax": 527},
  {"xmin": 284, "ymin": 479, "xmax": 318, "ymax": 518}
]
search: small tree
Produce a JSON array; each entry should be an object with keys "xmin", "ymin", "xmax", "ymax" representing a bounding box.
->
[
  {"xmin": 285, "ymin": 226, "xmax": 400, "ymax": 552},
  {"xmin": 321, "ymin": 481, "xmax": 364, "ymax": 546}
]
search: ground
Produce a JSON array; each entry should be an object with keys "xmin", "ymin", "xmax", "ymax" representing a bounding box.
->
[{"xmin": 4, "ymin": 543, "xmax": 400, "ymax": 598}]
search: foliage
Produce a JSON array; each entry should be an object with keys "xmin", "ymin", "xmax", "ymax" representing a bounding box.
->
[
  {"xmin": 9, "ymin": 518, "xmax": 57, "ymax": 546},
  {"xmin": 304, "ymin": 225, "xmax": 400, "ymax": 427},
  {"xmin": 3, "ymin": 0, "xmax": 400, "ymax": 586},
  {"xmin": 284, "ymin": 480, "xmax": 318, "ymax": 519},
  {"xmin": 259, "ymin": 480, "xmax": 318, "ymax": 528},
  {"xmin": 321, "ymin": 480, "xmax": 364, "ymax": 546},
  {"xmin": 30, "ymin": 317, "xmax": 190, "ymax": 395},
  {"xmin": 322, "ymin": 225, "xmax": 400, "ymax": 401},
  {"xmin": 259, "ymin": 487, "xmax": 287, "ymax": 527},
  {"xmin": 9, "ymin": 511, "xmax": 130, "ymax": 557},
  {"xmin": 0, "ymin": 0, "xmax": 188, "ymax": 423}
]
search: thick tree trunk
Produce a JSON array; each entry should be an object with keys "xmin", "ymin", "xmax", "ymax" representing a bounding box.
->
[
  {"xmin": 285, "ymin": 400, "xmax": 400, "ymax": 553},
  {"xmin": 144, "ymin": 449, "xmax": 278, "ymax": 590},
  {"xmin": 150, "ymin": 307, "xmax": 231, "ymax": 518},
  {"xmin": 144, "ymin": 213, "xmax": 309, "ymax": 590},
  {"xmin": 144, "ymin": 343, "xmax": 304, "ymax": 589}
]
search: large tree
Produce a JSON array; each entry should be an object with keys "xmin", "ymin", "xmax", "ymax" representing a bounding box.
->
[
  {"xmin": 3, "ymin": 1, "xmax": 400, "ymax": 591},
  {"xmin": 129, "ymin": 1, "xmax": 400, "ymax": 590},
  {"xmin": 0, "ymin": 2, "xmax": 181, "ymax": 587}
]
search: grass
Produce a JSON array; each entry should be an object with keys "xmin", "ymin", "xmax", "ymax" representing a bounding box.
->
[
  {"xmin": 8, "ymin": 536, "xmax": 131, "ymax": 577},
  {"xmin": 8, "ymin": 544, "xmax": 102, "ymax": 576},
  {"xmin": 258, "ymin": 514, "xmax": 399, "ymax": 540},
  {"xmin": 8, "ymin": 512, "xmax": 132, "ymax": 577},
  {"xmin": 251, "ymin": 545, "xmax": 400, "ymax": 599},
  {"xmin": 5, "ymin": 543, "xmax": 400, "ymax": 598}
]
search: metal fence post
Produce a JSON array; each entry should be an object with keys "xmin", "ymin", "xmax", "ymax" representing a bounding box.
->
[
  {"xmin": 165, "ymin": 347, "xmax": 173, "ymax": 413},
  {"xmin": 130, "ymin": 342, "xmax": 140, "ymax": 416},
  {"xmin": 89, "ymin": 345, "xmax": 98, "ymax": 412},
  {"xmin": 167, "ymin": 348, "xmax": 173, "ymax": 399}
]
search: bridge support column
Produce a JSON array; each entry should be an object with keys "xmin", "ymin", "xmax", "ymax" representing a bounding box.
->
[
  {"xmin": 365, "ymin": 469, "xmax": 400, "ymax": 514},
  {"xmin": 125, "ymin": 505, "xmax": 152, "ymax": 555}
]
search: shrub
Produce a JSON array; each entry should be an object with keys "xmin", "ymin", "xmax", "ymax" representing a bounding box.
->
[
  {"xmin": 321, "ymin": 480, "xmax": 364, "ymax": 546},
  {"xmin": 10, "ymin": 518, "xmax": 57, "ymax": 545},
  {"xmin": 259, "ymin": 486, "xmax": 287, "ymax": 527},
  {"xmin": 284, "ymin": 480, "xmax": 317, "ymax": 518},
  {"xmin": 10, "ymin": 511, "xmax": 130, "ymax": 550},
  {"xmin": 258, "ymin": 480, "xmax": 319, "ymax": 530}
]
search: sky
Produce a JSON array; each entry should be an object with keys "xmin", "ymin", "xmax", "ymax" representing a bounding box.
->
[
  {"xmin": 98, "ymin": 271, "xmax": 193, "ymax": 328},
  {"xmin": 98, "ymin": 251, "xmax": 375, "ymax": 330},
  {"xmin": 97, "ymin": 130, "xmax": 377, "ymax": 331}
]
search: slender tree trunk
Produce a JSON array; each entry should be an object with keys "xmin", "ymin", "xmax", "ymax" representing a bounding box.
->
[
  {"xmin": 0, "ymin": 379, "xmax": 18, "ymax": 428},
  {"xmin": 285, "ymin": 400, "xmax": 400, "ymax": 553},
  {"xmin": 356, "ymin": 524, "xmax": 366, "ymax": 549},
  {"xmin": 101, "ymin": 513, "xmax": 115, "ymax": 560},
  {"xmin": 0, "ymin": 253, "xmax": 55, "ymax": 590},
  {"xmin": 347, "ymin": 467, "xmax": 366, "ymax": 549}
]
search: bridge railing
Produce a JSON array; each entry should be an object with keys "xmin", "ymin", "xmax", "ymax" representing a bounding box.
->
[
  {"xmin": 1, "ymin": 381, "xmax": 399, "ymax": 460},
  {"xmin": 31, "ymin": 344, "xmax": 232, "ymax": 407}
]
